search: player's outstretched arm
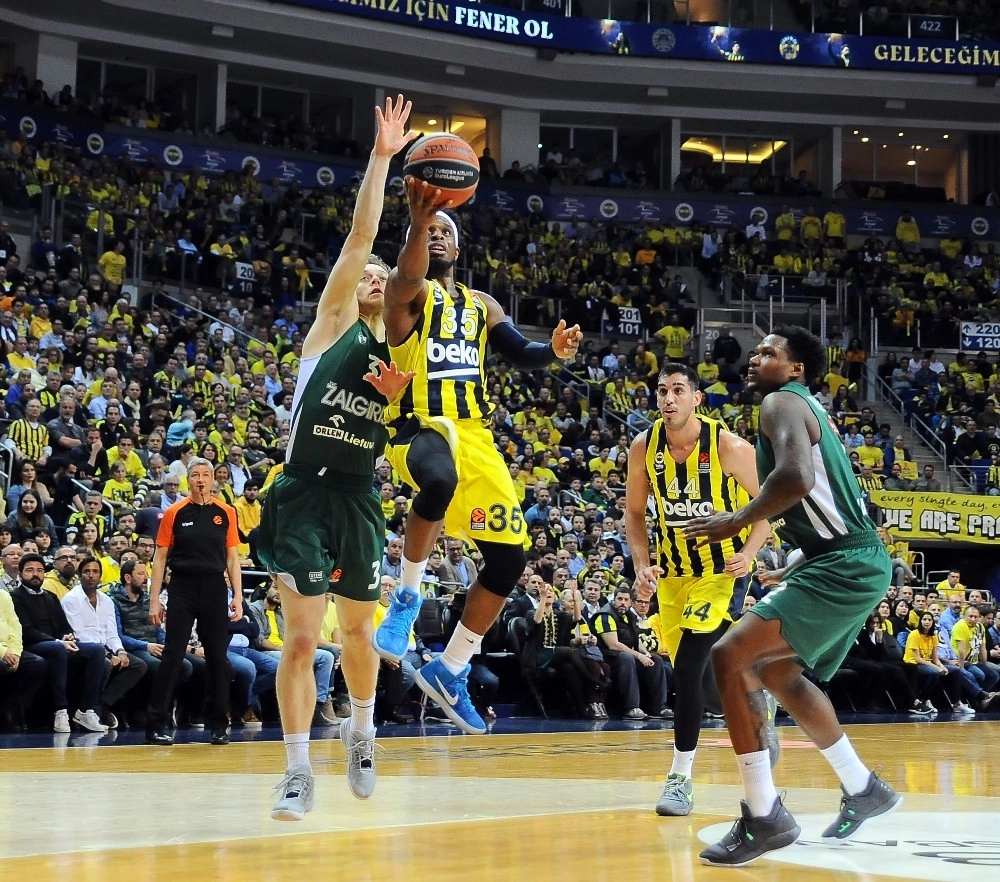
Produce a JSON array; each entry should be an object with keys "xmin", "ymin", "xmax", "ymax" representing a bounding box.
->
[
  {"xmin": 685, "ymin": 392, "xmax": 817, "ymax": 544},
  {"xmin": 314, "ymin": 94, "xmax": 416, "ymax": 324},
  {"xmin": 478, "ymin": 292, "xmax": 581, "ymax": 368},
  {"xmin": 385, "ymin": 177, "xmax": 442, "ymax": 307}
]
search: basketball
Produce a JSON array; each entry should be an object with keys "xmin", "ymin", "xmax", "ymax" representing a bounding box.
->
[{"xmin": 403, "ymin": 133, "xmax": 480, "ymax": 208}]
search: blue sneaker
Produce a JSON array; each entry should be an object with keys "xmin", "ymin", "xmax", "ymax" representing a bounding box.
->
[
  {"xmin": 414, "ymin": 658, "xmax": 486, "ymax": 735},
  {"xmin": 372, "ymin": 589, "xmax": 422, "ymax": 662}
]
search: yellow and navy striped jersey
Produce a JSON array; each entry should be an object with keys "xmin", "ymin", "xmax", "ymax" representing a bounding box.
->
[
  {"xmin": 386, "ymin": 279, "xmax": 491, "ymax": 422},
  {"xmin": 645, "ymin": 416, "xmax": 749, "ymax": 577},
  {"xmin": 8, "ymin": 419, "xmax": 49, "ymax": 461},
  {"xmin": 826, "ymin": 343, "xmax": 845, "ymax": 372}
]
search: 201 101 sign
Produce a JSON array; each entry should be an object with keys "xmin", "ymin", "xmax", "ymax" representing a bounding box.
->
[{"xmin": 614, "ymin": 307, "xmax": 645, "ymax": 339}]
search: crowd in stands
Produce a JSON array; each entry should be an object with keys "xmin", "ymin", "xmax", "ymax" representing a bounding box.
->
[
  {"xmin": 707, "ymin": 205, "xmax": 999, "ymax": 349},
  {"xmin": 875, "ymin": 346, "xmax": 1000, "ymax": 491},
  {"xmin": 0, "ymin": 73, "xmax": 660, "ymax": 190},
  {"xmin": 830, "ymin": 567, "xmax": 1000, "ymax": 717},
  {"xmin": 0, "ymin": 69, "xmax": 365, "ymax": 159},
  {"xmin": 3, "ymin": 107, "xmax": 1000, "ymax": 732}
]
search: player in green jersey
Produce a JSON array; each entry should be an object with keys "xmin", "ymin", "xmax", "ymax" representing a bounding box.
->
[
  {"xmin": 259, "ymin": 95, "xmax": 417, "ymax": 821},
  {"xmin": 684, "ymin": 325, "xmax": 900, "ymax": 867}
]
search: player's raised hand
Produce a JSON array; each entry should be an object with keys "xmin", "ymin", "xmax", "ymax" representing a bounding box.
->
[
  {"xmin": 403, "ymin": 177, "xmax": 448, "ymax": 224},
  {"xmin": 632, "ymin": 565, "xmax": 663, "ymax": 601},
  {"xmin": 551, "ymin": 319, "xmax": 583, "ymax": 359},
  {"xmin": 374, "ymin": 93, "xmax": 419, "ymax": 158},
  {"xmin": 365, "ymin": 359, "xmax": 416, "ymax": 400}
]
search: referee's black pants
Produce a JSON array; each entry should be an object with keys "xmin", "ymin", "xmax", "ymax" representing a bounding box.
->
[{"xmin": 147, "ymin": 572, "xmax": 232, "ymax": 731}]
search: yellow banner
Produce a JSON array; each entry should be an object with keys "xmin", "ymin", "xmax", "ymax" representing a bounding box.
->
[{"xmin": 870, "ymin": 490, "xmax": 1000, "ymax": 544}]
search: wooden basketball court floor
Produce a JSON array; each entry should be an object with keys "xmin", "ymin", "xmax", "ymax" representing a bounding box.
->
[{"xmin": 2, "ymin": 716, "xmax": 997, "ymax": 882}]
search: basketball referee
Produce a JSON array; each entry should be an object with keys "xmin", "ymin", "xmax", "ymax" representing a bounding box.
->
[{"xmin": 145, "ymin": 457, "xmax": 241, "ymax": 745}]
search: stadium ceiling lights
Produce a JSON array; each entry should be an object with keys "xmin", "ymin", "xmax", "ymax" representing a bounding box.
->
[{"xmin": 681, "ymin": 138, "xmax": 787, "ymax": 164}]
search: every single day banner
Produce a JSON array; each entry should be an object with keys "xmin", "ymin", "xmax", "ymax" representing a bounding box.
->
[
  {"xmin": 871, "ymin": 490, "xmax": 1000, "ymax": 545},
  {"xmin": 277, "ymin": 0, "xmax": 1000, "ymax": 75}
]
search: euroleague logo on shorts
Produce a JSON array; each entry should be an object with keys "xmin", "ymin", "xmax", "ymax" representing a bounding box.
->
[
  {"xmin": 330, "ymin": 568, "xmax": 343, "ymax": 583},
  {"xmin": 213, "ymin": 515, "xmax": 223, "ymax": 525},
  {"xmin": 470, "ymin": 507, "xmax": 487, "ymax": 531}
]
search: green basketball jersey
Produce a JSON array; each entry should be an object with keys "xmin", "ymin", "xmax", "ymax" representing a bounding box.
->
[
  {"xmin": 756, "ymin": 381, "xmax": 877, "ymax": 553},
  {"xmin": 285, "ymin": 320, "xmax": 390, "ymax": 480}
]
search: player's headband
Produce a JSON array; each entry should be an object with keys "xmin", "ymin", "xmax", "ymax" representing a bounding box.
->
[{"xmin": 409, "ymin": 211, "xmax": 459, "ymax": 247}]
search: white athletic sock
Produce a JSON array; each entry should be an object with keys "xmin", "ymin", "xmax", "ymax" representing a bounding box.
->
[
  {"xmin": 284, "ymin": 733, "xmax": 311, "ymax": 772},
  {"xmin": 440, "ymin": 622, "xmax": 483, "ymax": 675},
  {"xmin": 669, "ymin": 747, "xmax": 696, "ymax": 779},
  {"xmin": 350, "ymin": 695, "xmax": 376, "ymax": 739},
  {"xmin": 399, "ymin": 555, "xmax": 428, "ymax": 595},
  {"xmin": 737, "ymin": 749, "xmax": 779, "ymax": 817},
  {"xmin": 819, "ymin": 734, "xmax": 872, "ymax": 795}
]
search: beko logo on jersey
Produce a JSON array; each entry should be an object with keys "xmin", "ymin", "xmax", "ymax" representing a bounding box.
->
[
  {"xmin": 660, "ymin": 499, "xmax": 714, "ymax": 518},
  {"xmin": 320, "ymin": 381, "xmax": 384, "ymax": 421},
  {"xmin": 426, "ymin": 338, "xmax": 480, "ymax": 367}
]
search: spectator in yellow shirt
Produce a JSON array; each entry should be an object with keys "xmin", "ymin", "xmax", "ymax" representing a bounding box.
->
[
  {"xmin": 588, "ymin": 448, "xmax": 617, "ymax": 479},
  {"xmin": 939, "ymin": 234, "xmax": 963, "ymax": 264},
  {"xmin": 29, "ymin": 303, "xmax": 52, "ymax": 340},
  {"xmin": 822, "ymin": 202, "xmax": 847, "ymax": 246},
  {"xmin": 773, "ymin": 205, "xmax": 797, "ymax": 242},
  {"xmin": 97, "ymin": 239, "xmax": 127, "ymax": 292},
  {"xmin": 631, "ymin": 342, "xmax": 658, "ymax": 379},
  {"xmin": 101, "ymin": 461, "xmax": 136, "ymax": 515},
  {"xmin": 895, "ymin": 211, "xmax": 921, "ymax": 256},
  {"xmin": 856, "ymin": 434, "xmax": 885, "ymax": 471},
  {"xmin": 624, "ymin": 369, "xmax": 650, "ymax": 400},
  {"xmin": 106, "ymin": 436, "xmax": 146, "ymax": 483},
  {"xmin": 6, "ymin": 337, "xmax": 35, "ymax": 372},
  {"xmin": 773, "ymin": 248, "xmax": 795, "ymax": 274},
  {"xmin": 696, "ymin": 351, "xmax": 720, "ymax": 386},
  {"xmin": 655, "ymin": 314, "xmax": 691, "ymax": 360},
  {"xmin": 800, "ymin": 206, "xmax": 822, "ymax": 243},
  {"xmin": 923, "ymin": 261, "xmax": 949, "ymax": 290}
]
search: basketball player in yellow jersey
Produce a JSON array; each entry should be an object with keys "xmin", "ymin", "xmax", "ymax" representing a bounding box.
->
[
  {"xmin": 372, "ymin": 177, "xmax": 582, "ymax": 734},
  {"xmin": 625, "ymin": 363, "xmax": 771, "ymax": 816}
]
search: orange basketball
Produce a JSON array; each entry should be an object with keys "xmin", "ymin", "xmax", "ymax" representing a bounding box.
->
[{"xmin": 403, "ymin": 133, "xmax": 480, "ymax": 208}]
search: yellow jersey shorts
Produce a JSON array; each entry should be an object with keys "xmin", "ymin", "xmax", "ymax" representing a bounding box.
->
[
  {"xmin": 655, "ymin": 573, "xmax": 735, "ymax": 660},
  {"xmin": 387, "ymin": 415, "xmax": 525, "ymax": 547}
]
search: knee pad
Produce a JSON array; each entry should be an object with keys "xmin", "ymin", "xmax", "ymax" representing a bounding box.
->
[
  {"xmin": 406, "ymin": 432, "xmax": 459, "ymax": 522},
  {"xmin": 410, "ymin": 470, "xmax": 458, "ymax": 521},
  {"xmin": 475, "ymin": 540, "xmax": 527, "ymax": 597}
]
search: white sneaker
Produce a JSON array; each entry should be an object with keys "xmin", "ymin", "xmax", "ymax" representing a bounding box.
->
[
  {"xmin": 73, "ymin": 709, "xmax": 109, "ymax": 732},
  {"xmin": 53, "ymin": 709, "xmax": 71, "ymax": 733},
  {"xmin": 954, "ymin": 701, "xmax": 975, "ymax": 715}
]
